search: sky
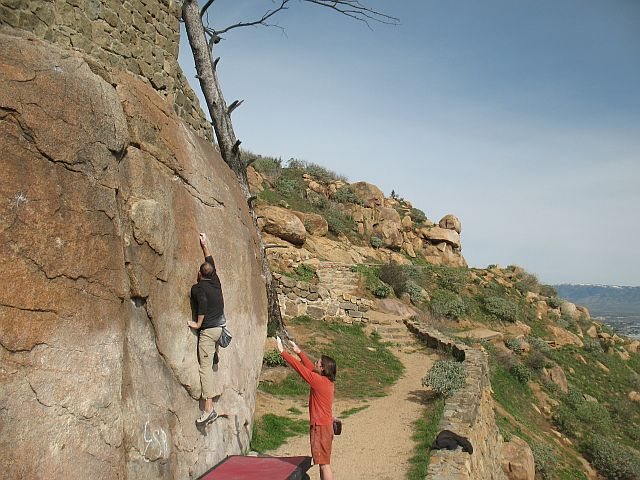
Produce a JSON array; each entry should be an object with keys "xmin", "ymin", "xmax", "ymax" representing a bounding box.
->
[{"xmin": 177, "ymin": 0, "xmax": 640, "ymax": 286}]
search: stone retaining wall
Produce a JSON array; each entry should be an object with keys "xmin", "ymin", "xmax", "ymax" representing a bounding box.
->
[
  {"xmin": 274, "ymin": 273, "xmax": 372, "ymax": 323},
  {"xmin": 0, "ymin": 0, "xmax": 212, "ymax": 140},
  {"xmin": 405, "ymin": 320, "xmax": 506, "ymax": 480}
]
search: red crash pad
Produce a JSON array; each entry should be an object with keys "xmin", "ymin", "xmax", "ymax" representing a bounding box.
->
[{"xmin": 197, "ymin": 455, "xmax": 312, "ymax": 480}]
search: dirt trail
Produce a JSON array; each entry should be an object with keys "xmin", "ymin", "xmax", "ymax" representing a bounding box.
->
[{"xmin": 266, "ymin": 341, "xmax": 438, "ymax": 479}]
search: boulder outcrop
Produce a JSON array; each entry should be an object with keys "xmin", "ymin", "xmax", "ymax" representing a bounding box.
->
[
  {"xmin": 350, "ymin": 181, "xmax": 384, "ymax": 207},
  {"xmin": 439, "ymin": 214, "xmax": 462, "ymax": 233},
  {"xmin": 256, "ymin": 205, "xmax": 307, "ymax": 246},
  {"xmin": 0, "ymin": 30, "xmax": 267, "ymax": 479},
  {"xmin": 293, "ymin": 211, "xmax": 328, "ymax": 237},
  {"xmin": 501, "ymin": 436, "xmax": 535, "ymax": 480}
]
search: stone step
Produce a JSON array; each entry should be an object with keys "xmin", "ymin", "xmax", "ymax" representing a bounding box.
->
[{"xmin": 374, "ymin": 326, "xmax": 406, "ymax": 334}]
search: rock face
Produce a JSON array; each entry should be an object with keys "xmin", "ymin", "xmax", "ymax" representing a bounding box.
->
[
  {"xmin": 439, "ymin": 214, "xmax": 462, "ymax": 234},
  {"xmin": 0, "ymin": 0, "xmax": 211, "ymax": 139},
  {"xmin": 0, "ymin": 31, "xmax": 267, "ymax": 479},
  {"xmin": 548, "ymin": 325, "xmax": 584, "ymax": 348},
  {"xmin": 546, "ymin": 366, "xmax": 569, "ymax": 394},
  {"xmin": 293, "ymin": 211, "xmax": 328, "ymax": 237},
  {"xmin": 501, "ymin": 436, "xmax": 535, "ymax": 480},
  {"xmin": 350, "ymin": 181, "xmax": 384, "ymax": 207},
  {"xmin": 256, "ymin": 205, "xmax": 307, "ymax": 245}
]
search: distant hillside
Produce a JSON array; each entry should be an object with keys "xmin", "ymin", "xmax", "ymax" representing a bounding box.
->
[{"xmin": 554, "ymin": 284, "xmax": 640, "ymax": 316}]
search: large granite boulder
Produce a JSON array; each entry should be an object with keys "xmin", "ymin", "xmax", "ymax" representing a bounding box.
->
[
  {"xmin": 439, "ymin": 214, "xmax": 462, "ymax": 234},
  {"xmin": 375, "ymin": 206, "xmax": 401, "ymax": 223},
  {"xmin": 246, "ymin": 165, "xmax": 266, "ymax": 193},
  {"xmin": 548, "ymin": 325, "xmax": 584, "ymax": 348},
  {"xmin": 418, "ymin": 226, "xmax": 461, "ymax": 249},
  {"xmin": 256, "ymin": 205, "xmax": 307, "ymax": 246},
  {"xmin": 545, "ymin": 366, "xmax": 569, "ymax": 394},
  {"xmin": 560, "ymin": 301, "xmax": 580, "ymax": 320},
  {"xmin": 0, "ymin": 30, "xmax": 267, "ymax": 480},
  {"xmin": 501, "ymin": 436, "xmax": 535, "ymax": 480},
  {"xmin": 350, "ymin": 181, "xmax": 384, "ymax": 207},
  {"xmin": 293, "ymin": 211, "xmax": 328, "ymax": 237},
  {"xmin": 372, "ymin": 220, "xmax": 404, "ymax": 250}
]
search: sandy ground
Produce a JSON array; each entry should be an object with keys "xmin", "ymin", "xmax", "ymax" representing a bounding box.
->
[{"xmin": 263, "ymin": 347, "xmax": 438, "ymax": 480}]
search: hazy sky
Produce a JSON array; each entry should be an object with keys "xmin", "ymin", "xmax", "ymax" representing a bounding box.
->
[{"xmin": 178, "ymin": 0, "xmax": 640, "ymax": 286}]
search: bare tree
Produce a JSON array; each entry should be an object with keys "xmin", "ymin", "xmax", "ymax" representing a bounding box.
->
[{"xmin": 181, "ymin": 0, "xmax": 398, "ymax": 337}]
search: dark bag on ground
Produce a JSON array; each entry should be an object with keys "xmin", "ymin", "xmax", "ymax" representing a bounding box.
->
[
  {"xmin": 218, "ymin": 326, "xmax": 232, "ymax": 348},
  {"xmin": 431, "ymin": 429, "xmax": 473, "ymax": 454},
  {"xmin": 333, "ymin": 418, "xmax": 342, "ymax": 436}
]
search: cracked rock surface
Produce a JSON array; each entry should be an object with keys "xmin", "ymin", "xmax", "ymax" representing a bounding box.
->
[{"xmin": 0, "ymin": 29, "xmax": 268, "ymax": 479}]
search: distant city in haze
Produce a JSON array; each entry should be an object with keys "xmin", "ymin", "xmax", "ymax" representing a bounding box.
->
[
  {"xmin": 178, "ymin": 0, "xmax": 640, "ymax": 287},
  {"xmin": 555, "ymin": 284, "xmax": 640, "ymax": 339}
]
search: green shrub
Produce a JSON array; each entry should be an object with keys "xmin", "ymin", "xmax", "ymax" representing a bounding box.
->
[
  {"xmin": 581, "ymin": 435, "xmax": 640, "ymax": 480},
  {"xmin": 564, "ymin": 389, "xmax": 584, "ymax": 409},
  {"xmin": 286, "ymin": 158, "xmax": 346, "ymax": 183},
  {"xmin": 575, "ymin": 401, "xmax": 612, "ymax": 434},
  {"xmin": 247, "ymin": 153, "xmax": 282, "ymax": 177},
  {"xmin": 405, "ymin": 280, "xmax": 424, "ymax": 303},
  {"xmin": 436, "ymin": 267, "xmax": 468, "ymax": 293},
  {"xmin": 293, "ymin": 264, "xmax": 316, "ymax": 282},
  {"xmin": 553, "ymin": 404, "xmax": 581, "ymax": 437},
  {"xmin": 275, "ymin": 177, "xmax": 303, "ymax": 197},
  {"xmin": 527, "ymin": 335, "xmax": 551, "ymax": 354},
  {"xmin": 429, "ymin": 289, "xmax": 466, "ymax": 319},
  {"xmin": 524, "ymin": 350, "xmax": 547, "ymax": 372},
  {"xmin": 542, "ymin": 377, "xmax": 560, "ymax": 396},
  {"xmin": 379, "ymin": 263, "xmax": 410, "ymax": 296},
  {"xmin": 354, "ymin": 265, "xmax": 391, "ymax": 298},
  {"xmin": 505, "ymin": 337, "xmax": 523, "ymax": 354},
  {"xmin": 483, "ymin": 296, "xmax": 519, "ymax": 323},
  {"xmin": 560, "ymin": 312, "xmax": 579, "ymax": 332},
  {"xmin": 559, "ymin": 389, "xmax": 613, "ymax": 436},
  {"xmin": 263, "ymin": 348, "xmax": 287, "ymax": 367},
  {"xmin": 514, "ymin": 270, "xmax": 541, "ymax": 294},
  {"xmin": 333, "ymin": 186, "xmax": 363, "ymax": 205},
  {"xmin": 510, "ymin": 364, "xmax": 531, "ymax": 384},
  {"xmin": 539, "ymin": 284, "xmax": 558, "ymax": 298},
  {"xmin": 422, "ymin": 360, "xmax": 467, "ymax": 397},
  {"xmin": 410, "ymin": 207, "xmax": 428, "ymax": 225},
  {"xmin": 307, "ymin": 190, "xmax": 330, "ymax": 210},
  {"xmin": 323, "ymin": 208, "xmax": 356, "ymax": 235},
  {"xmin": 532, "ymin": 442, "xmax": 558, "ymax": 480},
  {"xmin": 584, "ymin": 338, "xmax": 604, "ymax": 353},
  {"xmin": 371, "ymin": 281, "xmax": 392, "ymax": 298},
  {"xmin": 370, "ymin": 236, "xmax": 382, "ymax": 248},
  {"xmin": 547, "ymin": 297, "xmax": 563, "ymax": 309}
]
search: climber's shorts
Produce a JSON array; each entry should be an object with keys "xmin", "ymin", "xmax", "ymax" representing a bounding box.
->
[{"xmin": 310, "ymin": 424, "xmax": 333, "ymax": 465}]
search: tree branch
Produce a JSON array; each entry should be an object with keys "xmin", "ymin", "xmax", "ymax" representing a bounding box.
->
[
  {"xmin": 227, "ymin": 99, "xmax": 244, "ymax": 115},
  {"xmin": 201, "ymin": 0, "xmax": 398, "ymax": 40},
  {"xmin": 305, "ymin": 0, "xmax": 399, "ymax": 27},
  {"xmin": 200, "ymin": 0, "xmax": 216, "ymax": 18},
  {"xmin": 215, "ymin": 0, "xmax": 291, "ymax": 35},
  {"xmin": 244, "ymin": 155, "xmax": 257, "ymax": 167}
]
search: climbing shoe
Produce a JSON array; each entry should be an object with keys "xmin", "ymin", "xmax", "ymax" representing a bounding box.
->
[
  {"xmin": 212, "ymin": 351, "xmax": 219, "ymax": 366},
  {"xmin": 196, "ymin": 409, "xmax": 218, "ymax": 425}
]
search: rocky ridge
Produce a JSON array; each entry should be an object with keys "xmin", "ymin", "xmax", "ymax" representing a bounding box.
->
[{"xmin": 248, "ymin": 166, "xmax": 467, "ymax": 274}]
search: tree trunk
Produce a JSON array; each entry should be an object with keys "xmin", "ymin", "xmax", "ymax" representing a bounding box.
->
[{"xmin": 182, "ymin": 0, "xmax": 285, "ymax": 337}]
